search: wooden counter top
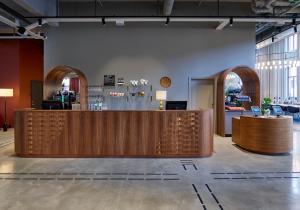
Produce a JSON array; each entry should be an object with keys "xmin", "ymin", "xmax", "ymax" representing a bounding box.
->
[
  {"xmin": 14, "ymin": 109, "xmax": 213, "ymax": 157},
  {"xmin": 15, "ymin": 109, "xmax": 208, "ymax": 112},
  {"xmin": 232, "ymin": 115, "xmax": 293, "ymax": 154}
]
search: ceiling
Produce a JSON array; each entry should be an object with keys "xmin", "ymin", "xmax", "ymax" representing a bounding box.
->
[
  {"xmin": 0, "ymin": 0, "xmax": 299, "ymax": 42},
  {"xmin": 59, "ymin": 0, "xmax": 252, "ymax": 2}
]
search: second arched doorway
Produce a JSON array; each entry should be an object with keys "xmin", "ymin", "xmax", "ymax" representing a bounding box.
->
[{"xmin": 216, "ymin": 66, "xmax": 260, "ymax": 136}]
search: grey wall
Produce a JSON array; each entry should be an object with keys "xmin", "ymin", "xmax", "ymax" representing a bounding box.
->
[{"xmin": 44, "ymin": 23, "xmax": 256, "ymax": 102}]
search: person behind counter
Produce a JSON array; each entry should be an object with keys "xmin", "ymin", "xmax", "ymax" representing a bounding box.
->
[{"xmin": 42, "ymin": 90, "xmax": 77, "ymax": 110}]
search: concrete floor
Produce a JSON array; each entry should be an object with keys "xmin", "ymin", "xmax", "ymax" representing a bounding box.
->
[{"xmin": 0, "ymin": 125, "xmax": 299, "ymax": 210}]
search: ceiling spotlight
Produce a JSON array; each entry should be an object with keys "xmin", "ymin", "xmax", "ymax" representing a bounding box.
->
[
  {"xmin": 294, "ymin": 26, "xmax": 297, "ymax": 33},
  {"xmin": 292, "ymin": 18, "xmax": 296, "ymax": 27},
  {"xmin": 116, "ymin": 19, "xmax": 125, "ymax": 26},
  {"xmin": 40, "ymin": 32, "xmax": 47, "ymax": 39},
  {"xmin": 38, "ymin": 19, "xmax": 42, "ymax": 27},
  {"xmin": 229, "ymin": 17, "xmax": 233, "ymax": 26},
  {"xmin": 17, "ymin": 26, "xmax": 26, "ymax": 35},
  {"xmin": 165, "ymin": 17, "xmax": 170, "ymax": 26},
  {"xmin": 102, "ymin": 17, "xmax": 106, "ymax": 25}
]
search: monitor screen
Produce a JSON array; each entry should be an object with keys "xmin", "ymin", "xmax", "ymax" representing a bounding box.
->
[
  {"xmin": 42, "ymin": 100, "xmax": 63, "ymax": 110},
  {"xmin": 166, "ymin": 101, "xmax": 187, "ymax": 110},
  {"xmin": 251, "ymin": 106, "xmax": 262, "ymax": 116},
  {"xmin": 272, "ymin": 105, "xmax": 283, "ymax": 116}
]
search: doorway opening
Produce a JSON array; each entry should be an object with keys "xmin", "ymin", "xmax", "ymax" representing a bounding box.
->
[
  {"xmin": 189, "ymin": 78, "xmax": 215, "ymax": 110},
  {"xmin": 44, "ymin": 66, "xmax": 88, "ymax": 109}
]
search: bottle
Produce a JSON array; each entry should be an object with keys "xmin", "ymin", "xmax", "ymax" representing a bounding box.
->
[{"xmin": 96, "ymin": 97, "xmax": 100, "ymax": 111}]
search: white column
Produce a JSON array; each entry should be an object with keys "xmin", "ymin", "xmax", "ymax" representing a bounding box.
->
[{"xmin": 297, "ymin": 32, "xmax": 300, "ymax": 101}]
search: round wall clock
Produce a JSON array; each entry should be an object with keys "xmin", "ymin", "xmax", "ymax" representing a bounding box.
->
[{"xmin": 160, "ymin": 76, "xmax": 171, "ymax": 88}]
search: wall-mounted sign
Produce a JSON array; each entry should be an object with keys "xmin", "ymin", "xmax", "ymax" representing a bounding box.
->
[{"xmin": 104, "ymin": 75, "xmax": 115, "ymax": 86}]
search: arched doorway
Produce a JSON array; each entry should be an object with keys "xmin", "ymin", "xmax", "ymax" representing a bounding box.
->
[
  {"xmin": 216, "ymin": 66, "xmax": 260, "ymax": 136},
  {"xmin": 44, "ymin": 65, "xmax": 88, "ymax": 109}
]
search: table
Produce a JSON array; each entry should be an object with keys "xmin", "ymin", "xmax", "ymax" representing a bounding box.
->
[{"xmin": 232, "ymin": 115, "xmax": 293, "ymax": 154}]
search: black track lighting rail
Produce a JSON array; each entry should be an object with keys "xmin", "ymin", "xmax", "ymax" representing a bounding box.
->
[{"xmin": 23, "ymin": 15, "xmax": 300, "ymax": 19}]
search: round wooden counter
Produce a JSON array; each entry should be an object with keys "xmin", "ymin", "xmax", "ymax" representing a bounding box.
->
[{"xmin": 232, "ymin": 116, "xmax": 293, "ymax": 154}]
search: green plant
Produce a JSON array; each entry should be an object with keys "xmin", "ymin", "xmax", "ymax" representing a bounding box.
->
[
  {"xmin": 236, "ymin": 101, "xmax": 242, "ymax": 107},
  {"xmin": 261, "ymin": 97, "xmax": 272, "ymax": 114}
]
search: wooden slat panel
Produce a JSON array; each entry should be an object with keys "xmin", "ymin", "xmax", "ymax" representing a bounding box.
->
[
  {"xmin": 233, "ymin": 116, "xmax": 293, "ymax": 154},
  {"xmin": 14, "ymin": 110, "xmax": 213, "ymax": 157},
  {"xmin": 232, "ymin": 117, "xmax": 240, "ymax": 144}
]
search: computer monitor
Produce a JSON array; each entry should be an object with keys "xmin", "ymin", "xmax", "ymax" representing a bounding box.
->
[
  {"xmin": 42, "ymin": 100, "xmax": 63, "ymax": 110},
  {"xmin": 166, "ymin": 101, "xmax": 187, "ymax": 110},
  {"xmin": 272, "ymin": 105, "xmax": 283, "ymax": 116},
  {"xmin": 251, "ymin": 106, "xmax": 262, "ymax": 117}
]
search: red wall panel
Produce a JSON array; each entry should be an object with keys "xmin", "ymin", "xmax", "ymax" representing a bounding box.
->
[
  {"xmin": 19, "ymin": 40, "xmax": 44, "ymax": 109},
  {"xmin": 0, "ymin": 39, "xmax": 43, "ymax": 128},
  {"xmin": 0, "ymin": 40, "xmax": 20, "ymax": 127}
]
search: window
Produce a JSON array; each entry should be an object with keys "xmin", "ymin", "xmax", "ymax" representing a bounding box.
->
[
  {"xmin": 256, "ymin": 32, "xmax": 299, "ymax": 102},
  {"xmin": 288, "ymin": 67, "xmax": 297, "ymax": 99}
]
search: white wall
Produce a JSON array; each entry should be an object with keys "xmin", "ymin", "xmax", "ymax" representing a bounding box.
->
[{"xmin": 44, "ymin": 23, "xmax": 256, "ymax": 102}]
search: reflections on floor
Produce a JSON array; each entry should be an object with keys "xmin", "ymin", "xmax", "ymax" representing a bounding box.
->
[{"xmin": 0, "ymin": 127, "xmax": 298, "ymax": 210}]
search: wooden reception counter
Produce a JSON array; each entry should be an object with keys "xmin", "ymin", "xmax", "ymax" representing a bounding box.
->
[
  {"xmin": 14, "ymin": 109, "xmax": 213, "ymax": 157},
  {"xmin": 232, "ymin": 116, "xmax": 293, "ymax": 154}
]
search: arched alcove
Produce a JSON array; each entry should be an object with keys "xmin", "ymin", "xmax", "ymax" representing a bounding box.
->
[
  {"xmin": 216, "ymin": 66, "xmax": 260, "ymax": 136},
  {"xmin": 44, "ymin": 65, "xmax": 88, "ymax": 109}
]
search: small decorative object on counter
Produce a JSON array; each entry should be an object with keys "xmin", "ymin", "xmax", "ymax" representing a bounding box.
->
[
  {"xmin": 130, "ymin": 80, "xmax": 139, "ymax": 86},
  {"xmin": 109, "ymin": 91, "xmax": 125, "ymax": 97},
  {"xmin": 72, "ymin": 103, "xmax": 81, "ymax": 110},
  {"xmin": 156, "ymin": 90, "xmax": 167, "ymax": 110},
  {"xmin": 261, "ymin": 97, "xmax": 272, "ymax": 115},
  {"xmin": 137, "ymin": 91, "xmax": 145, "ymax": 97},
  {"xmin": 140, "ymin": 79, "xmax": 148, "ymax": 86},
  {"xmin": 117, "ymin": 77, "xmax": 125, "ymax": 86}
]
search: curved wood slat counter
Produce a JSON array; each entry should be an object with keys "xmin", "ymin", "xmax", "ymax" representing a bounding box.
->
[
  {"xmin": 232, "ymin": 116, "xmax": 293, "ymax": 154},
  {"xmin": 14, "ymin": 109, "xmax": 213, "ymax": 157}
]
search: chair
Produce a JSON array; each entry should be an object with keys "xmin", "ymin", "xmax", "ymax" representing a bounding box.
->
[
  {"xmin": 280, "ymin": 105, "xmax": 288, "ymax": 115},
  {"xmin": 287, "ymin": 106, "xmax": 300, "ymax": 121}
]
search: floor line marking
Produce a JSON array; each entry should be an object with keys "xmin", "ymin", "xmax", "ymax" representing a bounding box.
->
[
  {"xmin": 192, "ymin": 184, "xmax": 206, "ymax": 209},
  {"xmin": 205, "ymin": 184, "xmax": 224, "ymax": 210}
]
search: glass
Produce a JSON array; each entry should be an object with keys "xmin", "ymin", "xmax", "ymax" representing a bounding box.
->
[
  {"xmin": 288, "ymin": 76, "xmax": 297, "ymax": 98},
  {"xmin": 289, "ymin": 67, "xmax": 297, "ymax": 77}
]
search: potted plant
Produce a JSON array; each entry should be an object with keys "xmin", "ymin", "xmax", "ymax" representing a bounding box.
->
[{"xmin": 261, "ymin": 97, "xmax": 272, "ymax": 116}]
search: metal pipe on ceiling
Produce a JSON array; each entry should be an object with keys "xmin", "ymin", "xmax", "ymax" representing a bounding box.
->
[
  {"xmin": 0, "ymin": 15, "xmax": 44, "ymax": 39},
  {"xmin": 0, "ymin": 2, "xmax": 31, "ymax": 24},
  {"xmin": 41, "ymin": 16, "xmax": 295, "ymax": 24},
  {"xmin": 163, "ymin": 0, "xmax": 174, "ymax": 16}
]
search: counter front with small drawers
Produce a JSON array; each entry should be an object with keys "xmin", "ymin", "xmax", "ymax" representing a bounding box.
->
[{"xmin": 14, "ymin": 109, "xmax": 213, "ymax": 158}]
